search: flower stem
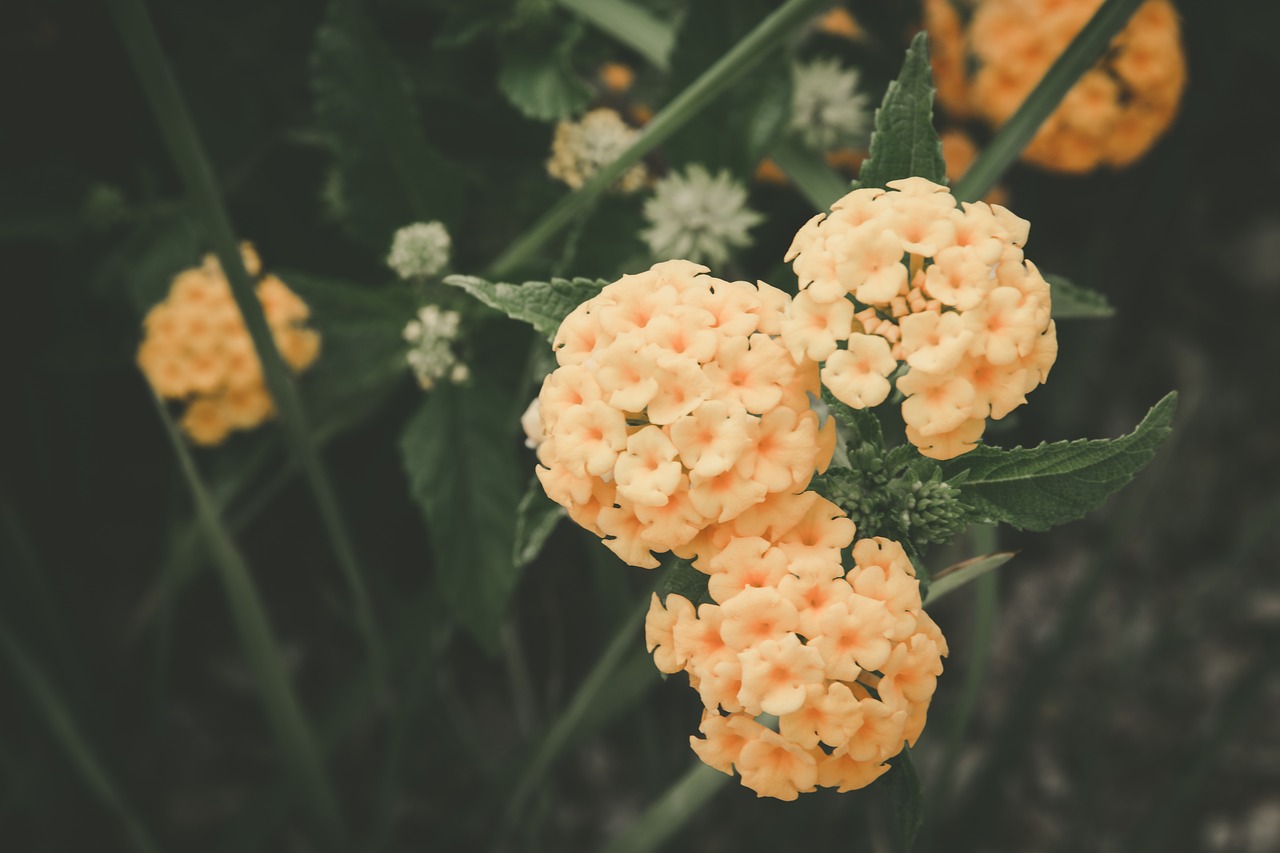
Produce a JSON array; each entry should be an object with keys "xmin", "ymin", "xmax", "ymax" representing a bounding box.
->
[
  {"xmin": 556, "ymin": 0, "xmax": 675, "ymax": 71},
  {"xmin": 768, "ymin": 136, "xmax": 852, "ymax": 211},
  {"xmin": 486, "ymin": 0, "xmax": 835, "ymax": 280},
  {"xmin": 106, "ymin": 0, "xmax": 385, "ymax": 688},
  {"xmin": 951, "ymin": 0, "xmax": 1146, "ymax": 203},
  {"xmin": 149, "ymin": 391, "xmax": 348, "ymax": 846},
  {"xmin": 0, "ymin": 621, "xmax": 160, "ymax": 853},
  {"xmin": 601, "ymin": 762, "xmax": 729, "ymax": 853}
]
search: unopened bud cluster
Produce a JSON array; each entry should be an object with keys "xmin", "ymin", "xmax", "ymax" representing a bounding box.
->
[{"xmin": 136, "ymin": 244, "xmax": 320, "ymax": 446}]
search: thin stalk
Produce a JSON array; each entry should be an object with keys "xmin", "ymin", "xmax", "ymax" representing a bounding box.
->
[
  {"xmin": 769, "ymin": 136, "xmax": 852, "ymax": 211},
  {"xmin": 498, "ymin": 594, "xmax": 652, "ymax": 834},
  {"xmin": 601, "ymin": 763, "xmax": 728, "ymax": 853},
  {"xmin": 106, "ymin": 0, "xmax": 385, "ymax": 685},
  {"xmin": 149, "ymin": 392, "xmax": 347, "ymax": 845},
  {"xmin": 951, "ymin": 0, "xmax": 1145, "ymax": 203},
  {"xmin": 485, "ymin": 0, "xmax": 835, "ymax": 280},
  {"xmin": 929, "ymin": 527, "xmax": 1000, "ymax": 812},
  {"xmin": 556, "ymin": 0, "xmax": 675, "ymax": 71},
  {"xmin": 0, "ymin": 621, "xmax": 160, "ymax": 853}
]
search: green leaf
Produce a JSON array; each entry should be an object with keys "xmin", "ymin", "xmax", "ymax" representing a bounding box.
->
[
  {"xmin": 925, "ymin": 552, "xmax": 1016, "ymax": 606},
  {"xmin": 941, "ymin": 393, "xmax": 1176, "ymax": 531},
  {"xmin": 1046, "ymin": 274, "xmax": 1115, "ymax": 320},
  {"xmin": 657, "ymin": 556, "xmax": 713, "ymax": 608},
  {"xmin": 513, "ymin": 478, "xmax": 567, "ymax": 569},
  {"xmin": 311, "ymin": 0, "xmax": 465, "ymax": 251},
  {"xmin": 821, "ymin": 385, "xmax": 883, "ymax": 448},
  {"xmin": 400, "ymin": 378, "xmax": 523, "ymax": 650},
  {"xmin": 556, "ymin": 0, "xmax": 676, "ymax": 71},
  {"xmin": 443, "ymin": 274, "xmax": 606, "ymax": 342},
  {"xmin": 497, "ymin": 22, "xmax": 593, "ymax": 121},
  {"xmin": 886, "ymin": 745, "xmax": 924, "ymax": 853},
  {"xmin": 853, "ymin": 32, "xmax": 946, "ymax": 191}
]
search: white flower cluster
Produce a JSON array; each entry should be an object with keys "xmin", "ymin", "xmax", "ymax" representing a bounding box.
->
[
  {"xmin": 790, "ymin": 58, "xmax": 872, "ymax": 151},
  {"xmin": 388, "ymin": 222, "xmax": 452, "ymax": 280},
  {"xmin": 403, "ymin": 305, "xmax": 468, "ymax": 390},
  {"xmin": 547, "ymin": 108, "xmax": 648, "ymax": 193},
  {"xmin": 641, "ymin": 165, "xmax": 764, "ymax": 267}
]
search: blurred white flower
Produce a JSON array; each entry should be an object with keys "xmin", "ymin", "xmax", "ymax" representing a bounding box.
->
[
  {"xmin": 790, "ymin": 58, "xmax": 872, "ymax": 151},
  {"xmin": 403, "ymin": 305, "xmax": 466, "ymax": 390},
  {"xmin": 388, "ymin": 221, "xmax": 452, "ymax": 280},
  {"xmin": 641, "ymin": 165, "xmax": 763, "ymax": 266},
  {"xmin": 547, "ymin": 108, "xmax": 648, "ymax": 194}
]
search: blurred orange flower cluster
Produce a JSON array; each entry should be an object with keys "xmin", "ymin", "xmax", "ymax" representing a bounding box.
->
[
  {"xmin": 927, "ymin": 0, "xmax": 1186, "ymax": 172},
  {"xmin": 136, "ymin": 245, "xmax": 320, "ymax": 445}
]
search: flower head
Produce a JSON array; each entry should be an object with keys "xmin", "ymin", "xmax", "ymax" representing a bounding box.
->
[
  {"xmin": 387, "ymin": 221, "xmax": 451, "ymax": 280},
  {"xmin": 641, "ymin": 165, "xmax": 764, "ymax": 267},
  {"xmin": 547, "ymin": 108, "xmax": 648, "ymax": 193},
  {"xmin": 137, "ymin": 244, "xmax": 319, "ymax": 446},
  {"xmin": 790, "ymin": 58, "xmax": 872, "ymax": 151},
  {"xmin": 781, "ymin": 178, "xmax": 1056, "ymax": 459}
]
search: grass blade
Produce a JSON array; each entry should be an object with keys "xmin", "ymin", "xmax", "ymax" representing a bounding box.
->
[
  {"xmin": 951, "ymin": 0, "xmax": 1147, "ymax": 203},
  {"xmin": 556, "ymin": 0, "xmax": 675, "ymax": 70},
  {"xmin": 149, "ymin": 392, "xmax": 347, "ymax": 845},
  {"xmin": 105, "ymin": 0, "xmax": 385, "ymax": 685},
  {"xmin": 768, "ymin": 136, "xmax": 852, "ymax": 211},
  {"xmin": 0, "ymin": 621, "xmax": 160, "ymax": 853},
  {"xmin": 486, "ymin": 0, "xmax": 835, "ymax": 280}
]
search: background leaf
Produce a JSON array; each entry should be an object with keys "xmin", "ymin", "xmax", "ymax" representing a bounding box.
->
[
  {"xmin": 400, "ymin": 374, "xmax": 523, "ymax": 650},
  {"xmin": 1046, "ymin": 274, "xmax": 1115, "ymax": 320},
  {"xmin": 442, "ymin": 274, "xmax": 606, "ymax": 341},
  {"xmin": 310, "ymin": 0, "xmax": 465, "ymax": 251},
  {"xmin": 941, "ymin": 393, "xmax": 1177, "ymax": 531},
  {"xmin": 497, "ymin": 21, "xmax": 593, "ymax": 121},
  {"xmin": 513, "ymin": 478, "xmax": 566, "ymax": 569},
  {"xmin": 887, "ymin": 745, "xmax": 924, "ymax": 853},
  {"xmin": 854, "ymin": 32, "xmax": 946, "ymax": 190}
]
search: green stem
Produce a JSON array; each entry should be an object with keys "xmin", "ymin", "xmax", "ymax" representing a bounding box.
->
[
  {"xmin": 485, "ymin": 0, "xmax": 835, "ymax": 280},
  {"xmin": 106, "ymin": 0, "xmax": 385, "ymax": 687},
  {"xmin": 929, "ymin": 527, "xmax": 999, "ymax": 812},
  {"xmin": 556, "ymin": 0, "xmax": 675, "ymax": 71},
  {"xmin": 0, "ymin": 621, "xmax": 160, "ymax": 853},
  {"xmin": 768, "ymin": 136, "xmax": 852, "ymax": 211},
  {"xmin": 149, "ymin": 392, "xmax": 347, "ymax": 846},
  {"xmin": 499, "ymin": 594, "xmax": 654, "ymax": 833},
  {"xmin": 601, "ymin": 763, "xmax": 728, "ymax": 853},
  {"xmin": 951, "ymin": 0, "xmax": 1146, "ymax": 203}
]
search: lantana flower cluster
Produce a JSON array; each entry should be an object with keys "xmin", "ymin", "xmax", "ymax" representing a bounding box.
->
[
  {"xmin": 782, "ymin": 177, "xmax": 1056, "ymax": 460},
  {"xmin": 546, "ymin": 108, "xmax": 648, "ymax": 194},
  {"xmin": 645, "ymin": 499, "xmax": 947, "ymax": 800},
  {"xmin": 136, "ymin": 245, "xmax": 320, "ymax": 446},
  {"xmin": 536, "ymin": 260, "xmax": 836, "ymax": 569},
  {"xmin": 926, "ymin": 0, "xmax": 1186, "ymax": 173}
]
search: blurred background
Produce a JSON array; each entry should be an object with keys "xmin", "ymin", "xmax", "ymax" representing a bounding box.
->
[{"xmin": 2, "ymin": 0, "xmax": 1278, "ymax": 850}]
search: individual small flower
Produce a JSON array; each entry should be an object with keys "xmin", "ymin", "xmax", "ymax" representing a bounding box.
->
[
  {"xmin": 597, "ymin": 62, "xmax": 635, "ymax": 94},
  {"xmin": 137, "ymin": 244, "xmax": 320, "ymax": 446},
  {"xmin": 546, "ymin": 108, "xmax": 648, "ymax": 193},
  {"xmin": 387, "ymin": 221, "xmax": 451, "ymax": 280},
  {"xmin": 641, "ymin": 165, "xmax": 764, "ymax": 267},
  {"xmin": 403, "ymin": 305, "xmax": 468, "ymax": 390},
  {"xmin": 789, "ymin": 58, "xmax": 872, "ymax": 152},
  {"xmin": 781, "ymin": 178, "xmax": 1056, "ymax": 459}
]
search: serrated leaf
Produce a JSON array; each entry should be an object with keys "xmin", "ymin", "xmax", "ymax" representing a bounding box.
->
[
  {"xmin": 657, "ymin": 556, "xmax": 713, "ymax": 608},
  {"xmin": 311, "ymin": 0, "xmax": 465, "ymax": 251},
  {"xmin": 497, "ymin": 24, "xmax": 592, "ymax": 121},
  {"xmin": 854, "ymin": 32, "xmax": 946, "ymax": 191},
  {"xmin": 400, "ymin": 377, "xmax": 522, "ymax": 650},
  {"xmin": 886, "ymin": 745, "xmax": 924, "ymax": 853},
  {"xmin": 443, "ymin": 274, "xmax": 606, "ymax": 341},
  {"xmin": 1046, "ymin": 274, "xmax": 1115, "ymax": 320},
  {"xmin": 514, "ymin": 477, "xmax": 567, "ymax": 568},
  {"xmin": 941, "ymin": 393, "xmax": 1176, "ymax": 532}
]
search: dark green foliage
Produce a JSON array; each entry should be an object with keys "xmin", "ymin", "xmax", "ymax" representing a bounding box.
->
[
  {"xmin": 442, "ymin": 274, "xmax": 607, "ymax": 342},
  {"xmin": 853, "ymin": 32, "xmax": 947, "ymax": 190},
  {"xmin": 942, "ymin": 393, "xmax": 1177, "ymax": 531},
  {"xmin": 310, "ymin": 0, "xmax": 465, "ymax": 251},
  {"xmin": 657, "ymin": 556, "xmax": 714, "ymax": 609},
  {"xmin": 513, "ymin": 477, "xmax": 566, "ymax": 569},
  {"xmin": 887, "ymin": 745, "xmax": 924, "ymax": 853},
  {"xmin": 1046, "ymin": 274, "xmax": 1115, "ymax": 319},
  {"xmin": 497, "ymin": 19, "xmax": 593, "ymax": 121}
]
